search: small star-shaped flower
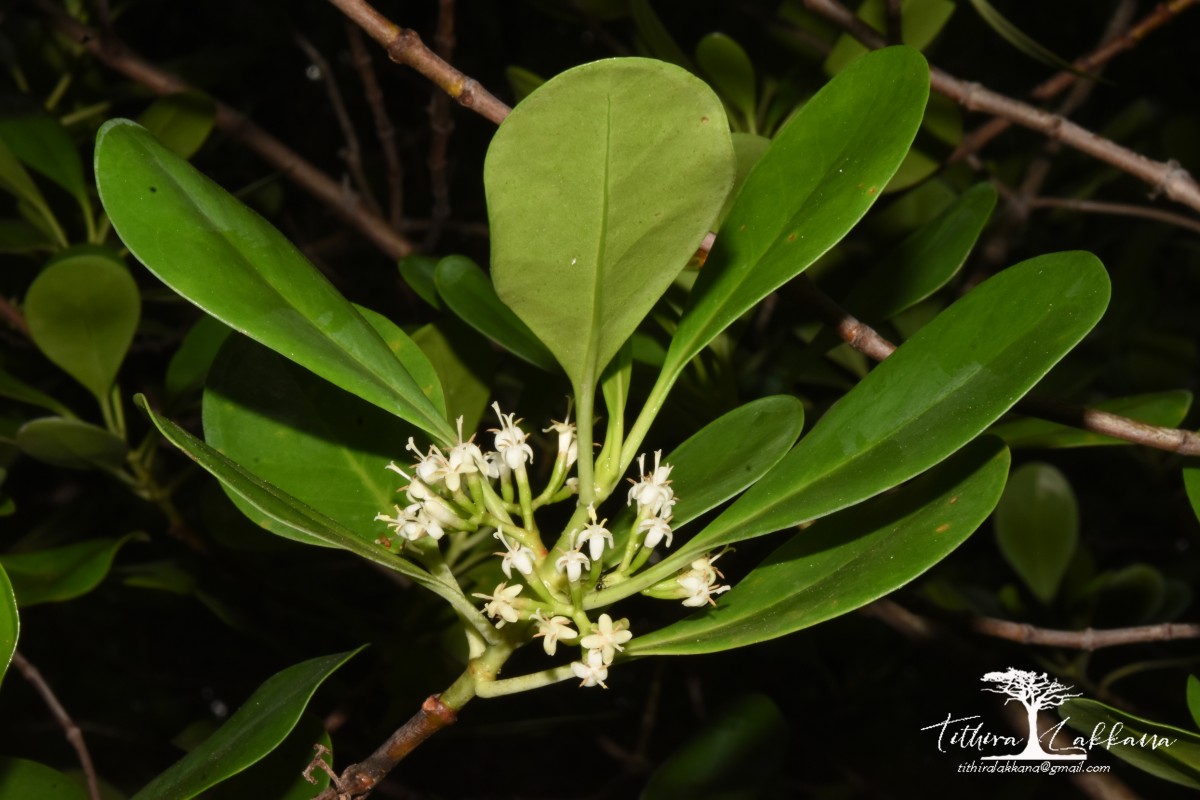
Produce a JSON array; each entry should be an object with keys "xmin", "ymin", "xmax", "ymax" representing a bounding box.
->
[
  {"xmin": 530, "ymin": 609, "xmax": 577, "ymax": 656},
  {"xmin": 580, "ymin": 614, "xmax": 632, "ymax": 665}
]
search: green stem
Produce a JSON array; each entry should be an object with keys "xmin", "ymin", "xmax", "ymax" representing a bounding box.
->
[
  {"xmin": 574, "ymin": 379, "xmax": 596, "ymax": 507},
  {"xmin": 619, "ymin": 362, "xmax": 683, "ymax": 477},
  {"xmin": 474, "ymin": 663, "xmax": 578, "ymax": 697},
  {"xmin": 514, "ymin": 464, "xmax": 537, "ymax": 532}
]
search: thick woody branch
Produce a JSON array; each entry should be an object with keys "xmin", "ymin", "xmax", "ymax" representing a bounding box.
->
[
  {"xmin": 313, "ymin": 694, "xmax": 457, "ymax": 800},
  {"xmin": 795, "ymin": 276, "xmax": 1200, "ymax": 456},
  {"xmin": 801, "ymin": 0, "xmax": 1200, "ymax": 218},
  {"xmin": 12, "ymin": 651, "xmax": 101, "ymax": 800},
  {"xmin": 33, "ymin": 0, "xmax": 415, "ymax": 260},
  {"xmin": 325, "ymin": 0, "xmax": 511, "ymax": 125},
  {"xmin": 971, "ymin": 618, "xmax": 1200, "ymax": 651}
]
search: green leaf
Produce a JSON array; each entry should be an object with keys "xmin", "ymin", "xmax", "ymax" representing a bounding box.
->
[
  {"xmin": 966, "ymin": 0, "xmax": 1100, "ymax": 80},
  {"xmin": 663, "ymin": 47, "xmax": 928, "ymax": 384},
  {"xmin": 24, "ymin": 248, "xmax": 140, "ymax": 401},
  {"xmin": 95, "ymin": 120, "xmax": 454, "ymax": 444},
  {"xmin": 629, "ymin": 437, "xmax": 1008, "ymax": 655},
  {"xmin": 994, "ymin": 462, "xmax": 1078, "ymax": 604},
  {"xmin": 1187, "ymin": 676, "xmax": 1200, "ymax": 732},
  {"xmin": 357, "ymin": 305, "xmax": 446, "ymax": 415},
  {"xmin": 0, "ymin": 218, "xmax": 55, "ymax": 254},
  {"xmin": 717, "ymin": 133, "xmax": 771, "ymax": 228},
  {"xmin": 137, "ymin": 91, "xmax": 217, "ymax": 160},
  {"xmin": 1060, "ymin": 698, "xmax": 1200, "ymax": 790},
  {"xmin": 0, "ymin": 758, "xmax": 87, "ymax": 800},
  {"xmin": 486, "ymin": 57, "xmax": 735, "ymax": 393},
  {"xmin": 1187, "ymin": 467, "xmax": 1200, "ymax": 527},
  {"xmin": 203, "ymin": 714, "xmax": 331, "ymax": 800},
  {"xmin": 641, "ymin": 694, "xmax": 788, "ymax": 800},
  {"xmin": 131, "ymin": 649, "xmax": 360, "ymax": 800},
  {"xmin": 678, "ymin": 251, "xmax": 1106, "ymax": 556},
  {"xmin": 0, "ymin": 366, "xmax": 77, "ymax": 417},
  {"xmin": 136, "ymin": 396, "xmax": 474, "ymax": 614},
  {"xmin": 434, "ymin": 255, "xmax": 557, "ymax": 372},
  {"xmin": 993, "ymin": 390, "xmax": 1193, "ymax": 449},
  {"xmin": 397, "ymin": 255, "xmax": 443, "ymax": 311},
  {"xmin": 16, "ymin": 417, "xmax": 129, "ymax": 472},
  {"xmin": 0, "ymin": 138, "xmax": 66, "ymax": 248},
  {"xmin": 824, "ymin": 0, "xmax": 956, "ymax": 75},
  {"xmin": 0, "ymin": 563, "xmax": 16, "ymax": 688},
  {"xmin": 0, "ymin": 112, "xmax": 87, "ymax": 207},
  {"xmin": 696, "ymin": 33, "xmax": 757, "ymax": 131},
  {"xmin": 165, "ymin": 315, "xmax": 233, "ymax": 402},
  {"xmin": 411, "ymin": 321, "xmax": 493, "ymax": 433},
  {"xmin": 827, "ymin": 182, "xmax": 997, "ymax": 347},
  {"xmin": 203, "ymin": 334, "xmax": 417, "ymax": 544},
  {"xmin": 0, "ymin": 534, "xmax": 143, "ymax": 607}
]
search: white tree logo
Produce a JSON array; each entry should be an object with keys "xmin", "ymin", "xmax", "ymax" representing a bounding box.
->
[{"xmin": 981, "ymin": 668, "xmax": 1087, "ymax": 760}]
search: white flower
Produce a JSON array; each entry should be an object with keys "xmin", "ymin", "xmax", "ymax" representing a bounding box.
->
[
  {"xmin": 676, "ymin": 552, "xmax": 731, "ymax": 607},
  {"xmin": 374, "ymin": 503, "xmax": 445, "ymax": 542},
  {"xmin": 406, "ymin": 437, "xmax": 451, "ymax": 487},
  {"xmin": 571, "ymin": 648, "xmax": 609, "ymax": 688},
  {"xmin": 579, "ymin": 614, "xmax": 632, "ymax": 665},
  {"xmin": 472, "ymin": 582, "xmax": 524, "ymax": 627},
  {"xmin": 530, "ymin": 609, "xmax": 577, "ymax": 656},
  {"xmin": 638, "ymin": 515, "xmax": 674, "ymax": 550},
  {"xmin": 543, "ymin": 412, "xmax": 578, "ymax": 467},
  {"xmin": 573, "ymin": 504, "xmax": 613, "ymax": 561},
  {"xmin": 678, "ymin": 574, "xmax": 731, "ymax": 607},
  {"xmin": 494, "ymin": 532, "xmax": 535, "ymax": 578},
  {"xmin": 627, "ymin": 450, "xmax": 676, "ymax": 516},
  {"xmin": 447, "ymin": 416, "xmax": 487, "ymax": 479},
  {"xmin": 555, "ymin": 546, "xmax": 591, "ymax": 583},
  {"xmin": 490, "ymin": 402, "xmax": 534, "ymax": 471}
]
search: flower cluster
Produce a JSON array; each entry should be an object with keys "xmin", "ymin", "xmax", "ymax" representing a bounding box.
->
[{"xmin": 375, "ymin": 405, "xmax": 735, "ymax": 690}]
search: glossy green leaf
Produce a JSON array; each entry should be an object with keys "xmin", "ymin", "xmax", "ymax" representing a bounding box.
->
[
  {"xmin": 0, "ymin": 758, "xmax": 87, "ymax": 800},
  {"xmin": 825, "ymin": 0, "xmax": 956, "ymax": 75},
  {"xmin": 434, "ymin": 255, "xmax": 557, "ymax": 372},
  {"xmin": 641, "ymin": 694, "xmax": 787, "ymax": 800},
  {"xmin": 204, "ymin": 334, "xmax": 416, "ymax": 544},
  {"xmin": 0, "ymin": 113, "xmax": 87, "ymax": 203},
  {"xmin": 137, "ymin": 396, "xmax": 473, "ymax": 613},
  {"xmin": 95, "ymin": 120, "xmax": 454, "ymax": 444},
  {"xmin": 1187, "ymin": 675, "xmax": 1200, "ymax": 731},
  {"xmin": 717, "ymin": 133, "xmax": 771, "ymax": 228},
  {"xmin": 0, "ymin": 218, "xmax": 55, "ymax": 254},
  {"xmin": 664, "ymin": 396, "xmax": 805, "ymax": 530},
  {"xmin": 1, "ymin": 533, "xmax": 143, "ymax": 607},
  {"xmin": 0, "ymin": 366, "xmax": 76, "ymax": 417},
  {"xmin": 397, "ymin": 255, "xmax": 443, "ymax": 311},
  {"xmin": 677, "ymin": 252, "xmax": 1106, "ymax": 558},
  {"xmin": 994, "ymin": 462, "xmax": 1078, "ymax": 604},
  {"xmin": 994, "ymin": 390, "xmax": 1193, "ymax": 449},
  {"xmin": 0, "ymin": 563, "xmax": 16, "ymax": 688},
  {"xmin": 16, "ymin": 417, "xmax": 129, "ymax": 471},
  {"xmin": 137, "ymin": 91, "xmax": 217, "ymax": 160},
  {"xmin": 663, "ymin": 47, "xmax": 928, "ymax": 385},
  {"xmin": 486, "ymin": 58, "xmax": 735, "ymax": 392},
  {"xmin": 827, "ymin": 182, "xmax": 996, "ymax": 347},
  {"xmin": 204, "ymin": 714, "xmax": 330, "ymax": 800},
  {"xmin": 0, "ymin": 134, "xmax": 54, "ymax": 213},
  {"xmin": 411, "ymin": 321, "xmax": 493, "ymax": 433},
  {"xmin": 357, "ymin": 305, "xmax": 445, "ymax": 414},
  {"xmin": 629, "ymin": 437, "xmax": 1008, "ymax": 655},
  {"xmin": 131, "ymin": 649, "xmax": 360, "ymax": 800},
  {"xmin": 696, "ymin": 33, "xmax": 757, "ymax": 131},
  {"xmin": 165, "ymin": 315, "xmax": 233, "ymax": 401},
  {"xmin": 1060, "ymin": 698, "xmax": 1200, "ymax": 789},
  {"xmin": 24, "ymin": 248, "xmax": 140, "ymax": 400}
]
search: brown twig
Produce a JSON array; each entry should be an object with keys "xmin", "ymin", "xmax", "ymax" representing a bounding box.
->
[
  {"xmin": 33, "ymin": 0, "xmax": 415, "ymax": 260},
  {"xmin": 1028, "ymin": 195, "xmax": 1200, "ymax": 236},
  {"xmin": 314, "ymin": 694, "xmax": 457, "ymax": 800},
  {"xmin": 295, "ymin": 32, "xmax": 383, "ymax": 218},
  {"xmin": 325, "ymin": 0, "xmax": 511, "ymax": 125},
  {"xmin": 971, "ymin": 618, "xmax": 1200, "ymax": 651},
  {"xmin": 801, "ymin": 0, "xmax": 1200, "ymax": 217},
  {"xmin": 884, "ymin": 0, "xmax": 902, "ymax": 44},
  {"xmin": 424, "ymin": 0, "xmax": 456, "ymax": 251},
  {"xmin": 345, "ymin": 21, "xmax": 404, "ymax": 228},
  {"xmin": 795, "ymin": 275, "xmax": 1200, "ymax": 456},
  {"xmin": 11, "ymin": 651, "xmax": 102, "ymax": 800},
  {"xmin": 953, "ymin": 0, "xmax": 1198, "ymax": 162}
]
